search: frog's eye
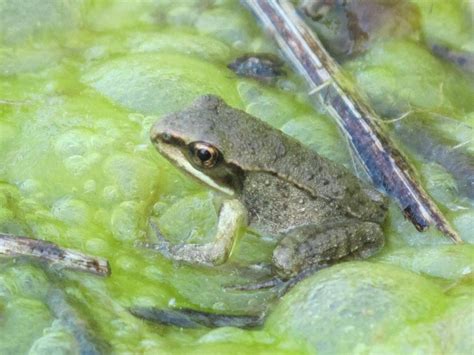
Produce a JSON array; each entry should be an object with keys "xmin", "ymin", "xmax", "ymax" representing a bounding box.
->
[{"xmin": 189, "ymin": 142, "xmax": 220, "ymax": 168}]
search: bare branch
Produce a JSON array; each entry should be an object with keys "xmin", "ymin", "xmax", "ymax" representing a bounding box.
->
[
  {"xmin": 243, "ymin": 0, "xmax": 461, "ymax": 243},
  {"xmin": 0, "ymin": 233, "xmax": 111, "ymax": 276}
]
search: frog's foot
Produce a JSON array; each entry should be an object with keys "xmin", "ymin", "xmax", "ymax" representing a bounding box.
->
[
  {"xmin": 225, "ymin": 277, "xmax": 285, "ymax": 292},
  {"xmin": 146, "ymin": 199, "xmax": 247, "ymax": 266},
  {"xmin": 130, "ymin": 306, "xmax": 264, "ymax": 329},
  {"xmin": 225, "ymin": 264, "xmax": 324, "ymax": 297}
]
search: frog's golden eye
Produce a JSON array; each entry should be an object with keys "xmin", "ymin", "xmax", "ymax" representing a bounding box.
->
[{"xmin": 189, "ymin": 142, "xmax": 220, "ymax": 168}]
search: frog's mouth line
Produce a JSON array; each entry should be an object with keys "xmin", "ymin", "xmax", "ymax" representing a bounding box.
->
[{"xmin": 154, "ymin": 141, "xmax": 235, "ymax": 197}]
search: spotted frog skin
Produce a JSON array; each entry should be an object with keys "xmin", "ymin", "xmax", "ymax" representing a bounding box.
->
[{"xmin": 150, "ymin": 95, "xmax": 387, "ymax": 279}]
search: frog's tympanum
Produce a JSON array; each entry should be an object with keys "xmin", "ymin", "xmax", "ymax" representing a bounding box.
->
[{"xmin": 150, "ymin": 95, "xmax": 388, "ymax": 280}]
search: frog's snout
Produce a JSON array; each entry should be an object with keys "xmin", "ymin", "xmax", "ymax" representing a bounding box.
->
[
  {"xmin": 150, "ymin": 123, "xmax": 172, "ymax": 148},
  {"xmin": 149, "ymin": 122, "xmax": 163, "ymax": 143}
]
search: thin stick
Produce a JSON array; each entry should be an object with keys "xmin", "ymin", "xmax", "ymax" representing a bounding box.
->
[
  {"xmin": 0, "ymin": 233, "xmax": 111, "ymax": 276},
  {"xmin": 0, "ymin": 99, "xmax": 29, "ymax": 105},
  {"xmin": 47, "ymin": 288, "xmax": 108, "ymax": 354},
  {"xmin": 244, "ymin": 0, "xmax": 462, "ymax": 243}
]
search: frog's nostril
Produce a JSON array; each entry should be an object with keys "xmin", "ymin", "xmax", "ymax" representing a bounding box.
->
[{"xmin": 150, "ymin": 123, "xmax": 169, "ymax": 143}]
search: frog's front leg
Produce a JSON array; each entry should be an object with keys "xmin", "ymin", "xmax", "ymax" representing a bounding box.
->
[
  {"xmin": 152, "ymin": 199, "xmax": 247, "ymax": 266},
  {"xmin": 273, "ymin": 220, "xmax": 384, "ymax": 279}
]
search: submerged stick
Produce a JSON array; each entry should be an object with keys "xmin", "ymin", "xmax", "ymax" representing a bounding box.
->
[
  {"xmin": 244, "ymin": 0, "xmax": 462, "ymax": 243},
  {"xmin": 0, "ymin": 99, "xmax": 28, "ymax": 105},
  {"xmin": 46, "ymin": 288, "xmax": 109, "ymax": 354},
  {"xmin": 0, "ymin": 233, "xmax": 110, "ymax": 276},
  {"xmin": 395, "ymin": 118, "xmax": 474, "ymax": 199},
  {"xmin": 130, "ymin": 306, "xmax": 263, "ymax": 329}
]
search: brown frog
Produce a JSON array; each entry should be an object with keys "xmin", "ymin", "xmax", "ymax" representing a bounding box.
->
[
  {"xmin": 149, "ymin": 95, "xmax": 387, "ymax": 280},
  {"xmin": 132, "ymin": 95, "xmax": 388, "ymax": 328}
]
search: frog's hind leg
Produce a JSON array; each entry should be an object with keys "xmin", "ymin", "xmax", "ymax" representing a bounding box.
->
[
  {"xmin": 224, "ymin": 221, "xmax": 384, "ymax": 295},
  {"xmin": 273, "ymin": 220, "xmax": 385, "ymax": 280},
  {"xmin": 129, "ymin": 306, "xmax": 264, "ymax": 329},
  {"xmin": 146, "ymin": 199, "xmax": 247, "ymax": 266}
]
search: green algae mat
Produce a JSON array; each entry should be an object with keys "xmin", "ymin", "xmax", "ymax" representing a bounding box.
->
[{"xmin": 1, "ymin": 1, "xmax": 473, "ymax": 354}]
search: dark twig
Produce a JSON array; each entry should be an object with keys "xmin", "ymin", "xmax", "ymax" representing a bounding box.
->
[
  {"xmin": 0, "ymin": 233, "xmax": 110, "ymax": 276},
  {"xmin": 47, "ymin": 288, "xmax": 107, "ymax": 355},
  {"xmin": 244, "ymin": 0, "xmax": 461, "ymax": 243},
  {"xmin": 130, "ymin": 306, "xmax": 264, "ymax": 329}
]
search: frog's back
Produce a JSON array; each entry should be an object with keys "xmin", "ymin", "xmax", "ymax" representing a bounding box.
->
[{"xmin": 174, "ymin": 95, "xmax": 388, "ymax": 225}]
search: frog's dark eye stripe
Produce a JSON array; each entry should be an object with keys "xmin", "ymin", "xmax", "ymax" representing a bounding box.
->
[
  {"xmin": 156, "ymin": 132, "xmax": 185, "ymax": 147},
  {"xmin": 189, "ymin": 142, "xmax": 220, "ymax": 168}
]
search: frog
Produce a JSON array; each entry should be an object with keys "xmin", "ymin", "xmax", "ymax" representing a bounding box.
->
[{"xmin": 149, "ymin": 94, "xmax": 388, "ymax": 281}]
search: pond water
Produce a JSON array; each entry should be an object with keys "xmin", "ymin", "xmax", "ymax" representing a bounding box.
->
[{"xmin": 0, "ymin": 0, "xmax": 473, "ymax": 354}]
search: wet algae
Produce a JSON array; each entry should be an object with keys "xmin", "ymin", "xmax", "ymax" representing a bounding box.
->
[{"xmin": 0, "ymin": 0, "xmax": 473, "ymax": 353}]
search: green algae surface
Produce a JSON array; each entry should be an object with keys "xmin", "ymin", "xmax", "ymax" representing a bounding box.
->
[{"xmin": 1, "ymin": 1, "xmax": 473, "ymax": 354}]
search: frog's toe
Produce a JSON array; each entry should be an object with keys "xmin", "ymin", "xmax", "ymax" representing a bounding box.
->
[
  {"xmin": 224, "ymin": 277, "xmax": 285, "ymax": 292},
  {"xmin": 223, "ymin": 270, "xmax": 317, "ymax": 297},
  {"xmin": 149, "ymin": 222, "xmax": 167, "ymax": 243},
  {"xmin": 136, "ymin": 222, "xmax": 174, "ymax": 257},
  {"xmin": 272, "ymin": 242, "xmax": 301, "ymax": 279}
]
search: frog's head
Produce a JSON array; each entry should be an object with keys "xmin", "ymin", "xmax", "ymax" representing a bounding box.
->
[{"xmin": 150, "ymin": 95, "xmax": 246, "ymax": 196}]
